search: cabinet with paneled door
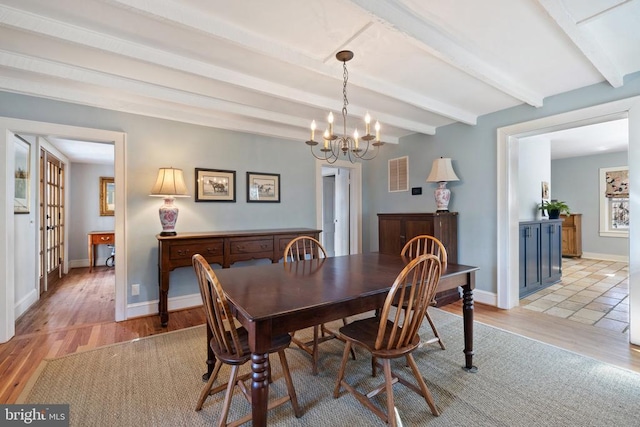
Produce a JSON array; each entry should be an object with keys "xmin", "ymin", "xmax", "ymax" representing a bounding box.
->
[
  {"xmin": 519, "ymin": 219, "xmax": 562, "ymax": 298},
  {"xmin": 560, "ymin": 214, "xmax": 582, "ymax": 257}
]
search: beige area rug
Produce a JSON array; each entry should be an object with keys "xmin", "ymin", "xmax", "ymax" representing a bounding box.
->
[{"xmin": 19, "ymin": 309, "xmax": 640, "ymax": 426}]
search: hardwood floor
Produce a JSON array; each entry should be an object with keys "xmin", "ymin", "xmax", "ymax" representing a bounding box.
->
[
  {"xmin": 2, "ymin": 266, "xmax": 639, "ymax": 404},
  {"xmin": 0, "ymin": 266, "xmax": 205, "ymax": 404}
]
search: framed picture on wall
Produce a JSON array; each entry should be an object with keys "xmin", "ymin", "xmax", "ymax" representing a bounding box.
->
[
  {"xmin": 246, "ymin": 172, "xmax": 280, "ymax": 203},
  {"xmin": 14, "ymin": 136, "xmax": 30, "ymax": 214},
  {"xmin": 195, "ymin": 168, "xmax": 236, "ymax": 202}
]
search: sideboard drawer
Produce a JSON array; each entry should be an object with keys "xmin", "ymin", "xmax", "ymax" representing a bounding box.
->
[
  {"xmin": 230, "ymin": 238, "xmax": 273, "ymax": 255},
  {"xmin": 170, "ymin": 241, "xmax": 224, "ymax": 260}
]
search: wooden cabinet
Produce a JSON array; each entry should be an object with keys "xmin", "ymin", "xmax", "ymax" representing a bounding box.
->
[
  {"xmin": 377, "ymin": 212, "xmax": 458, "ymax": 263},
  {"xmin": 157, "ymin": 228, "xmax": 321, "ymax": 326},
  {"xmin": 560, "ymin": 214, "xmax": 582, "ymax": 257},
  {"xmin": 378, "ymin": 212, "xmax": 459, "ymax": 305},
  {"xmin": 519, "ymin": 219, "xmax": 562, "ymax": 298}
]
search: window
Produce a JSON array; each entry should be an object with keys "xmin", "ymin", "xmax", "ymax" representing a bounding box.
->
[{"xmin": 599, "ymin": 166, "xmax": 629, "ymax": 237}]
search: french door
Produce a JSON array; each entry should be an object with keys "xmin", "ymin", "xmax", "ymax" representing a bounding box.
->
[{"xmin": 39, "ymin": 147, "xmax": 65, "ymax": 294}]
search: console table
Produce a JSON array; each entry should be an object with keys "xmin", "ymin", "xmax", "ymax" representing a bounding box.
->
[
  {"xmin": 156, "ymin": 228, "xmax": 321, "ymax": 326},
  {"xmin": 88, "ymin": 230, "xmax": 114, "ymax": 273}
]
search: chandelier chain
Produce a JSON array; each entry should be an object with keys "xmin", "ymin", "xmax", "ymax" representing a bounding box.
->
[{"xmin": 342, "ymin": 60, "xmax": 349, "ymax": 136}]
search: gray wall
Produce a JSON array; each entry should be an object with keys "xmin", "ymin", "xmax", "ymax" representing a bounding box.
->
[
  {"xmin": 365, "ymin": 72, "xmax": 640, "ymax": 296},
  {"xmin": 68, "ymin": 163, "xmax": 115, "ymax": 264},
  {"xmin": 551, "ymin": 151, "xmax": 628, "ymax": 257},
  {"xmin": 0, "ymin": 91, "xmax": 318, "ymax": 304},
  {"xmin": 2, "ymin": 70, "xmax": 640, "ymax": 306}
]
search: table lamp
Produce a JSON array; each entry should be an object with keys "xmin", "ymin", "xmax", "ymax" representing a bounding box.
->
[
  {"xmin": 426, "ymin": 157, "xmax": 459, "ymax": 212},
  {"xmin": 150, "ymin": 167, "xmax": 190, "ymax": 236}
]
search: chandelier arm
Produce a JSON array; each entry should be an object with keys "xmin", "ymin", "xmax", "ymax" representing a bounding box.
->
[{"xmin": 305, "ymin": 50, "xmax": 382, "ymax": 164}]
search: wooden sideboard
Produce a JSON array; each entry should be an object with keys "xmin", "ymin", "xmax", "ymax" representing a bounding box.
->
[
  {"xmin": 157, "ymin": 228, "xmax": 321, "ymax": 326},
  {"xmin": 378, "ymin": 212, "xmax": 459, "ymax": 305}
]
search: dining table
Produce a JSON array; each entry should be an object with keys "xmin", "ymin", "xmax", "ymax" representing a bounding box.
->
[{"xmin": 211, "ymin": 252, "xmax": 479, "ymax": 427}]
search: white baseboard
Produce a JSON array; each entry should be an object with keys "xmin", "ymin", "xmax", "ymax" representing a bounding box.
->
[
  {"xmin": 69, "ymin": 258, "xmax": 110, "ymax": 269},
  {"xmin": 126, "ymin": 293, "xmax": 203, "ymax": 319},
  {"xmin": 472, "ymin": 289, "xmax": 497, "ymax": 306},
  {"xmin": 581, "ymin": 252, "xmax": 629, "ymax": 263},
  {"xmin": 126, "ymin": 289, "xmax": 500, "ymax": 320},
  {"xmin": 14, "ymin": 289, "xmax": 38, "ymax": 320}
]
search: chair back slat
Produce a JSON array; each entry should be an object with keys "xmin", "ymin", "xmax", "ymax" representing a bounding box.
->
[
  {"xmin": 375, "ymin": 254, "xmax": 442, "ymax": 351},
  {"xmin": 401, "ymin": 235, "xmax": 447, "ymax": 268},
  {"xmin": 193, "ymin": 254, "xmax": 244, "ymax": 358},
  {"xmin": 284, "ymin": 236, "xmax": 327, "ymax": 263}
]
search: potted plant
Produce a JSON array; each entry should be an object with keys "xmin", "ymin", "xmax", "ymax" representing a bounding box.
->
[{"xmin": 538, "ymin": 200, "xmax": 570, "ymax": 219}]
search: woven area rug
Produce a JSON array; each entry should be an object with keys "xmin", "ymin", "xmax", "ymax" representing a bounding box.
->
[{"xmin": 19, "ymin": 309, "xmax": 640, "ymax": 426}]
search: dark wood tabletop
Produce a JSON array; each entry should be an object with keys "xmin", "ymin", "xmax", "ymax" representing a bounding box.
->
[{"xmin": 212, "ymin": 252, "xmax": 479, "ymax": 426}]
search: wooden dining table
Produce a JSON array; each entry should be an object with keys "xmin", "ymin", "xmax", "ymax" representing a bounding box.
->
[{"xmin": 212, "ymin": 252, "xmax": 479, "ymax": 427}]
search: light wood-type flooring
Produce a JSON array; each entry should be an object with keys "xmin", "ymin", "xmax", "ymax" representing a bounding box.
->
[{"xmin": 2, "ymin": 265, "xmax": 639, "ymax": 404}]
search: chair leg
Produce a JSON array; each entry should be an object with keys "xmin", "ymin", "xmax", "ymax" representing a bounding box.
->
[
  {"xmin": 425, "ymin": 310, "xmax": 445, "ymax": 350},
  {"xmin": 382, "ymin": 359, "xmax": 397, "ymax": 427},
  {"xmin": 333, "ymin": 341, "xmax": 353, "ymax": 398},
  {"xmin": 195, "ymin": 359, "xmax": 222, "ymax": 411},
  {"xmin": 341, "ymin": 318, "xmax": 357, "ymax": 361},
  {"xmin": 277, "ymin": 350, "xmax": 302, "ymax": 418},
  {"xmin": 312, "ymin": 325, "xmax": 320, "ymax": 375},
  {"xmin": 406, "ymin": 354, "xmax": 439, "ymax": 416},
  {"xmin": 218, "ymin": 365, "xmax": 240, "ymax": 426}
]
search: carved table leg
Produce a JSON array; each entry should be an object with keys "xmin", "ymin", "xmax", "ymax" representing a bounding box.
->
[
  {"xmin": 462, "ymin": 277, "xmax": 478, "ymax": 373},
  {"xmin": 251, "ymin": 352, "xmax": 270, "ymax": 427}
]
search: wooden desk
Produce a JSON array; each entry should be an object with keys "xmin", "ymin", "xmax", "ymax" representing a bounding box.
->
[
  {"xmin": 214, "ymin": 252, "xmax": 478, "ymax": 427},
  {"xmin": 87, "ymin": 231, "xmax": 114, "ymax": 273},
  {"xmin": 156, "ymin": 228, "xmax": 321, "ymax": 326}
]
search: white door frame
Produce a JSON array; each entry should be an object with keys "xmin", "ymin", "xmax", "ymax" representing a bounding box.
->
[
  {"xmin": 0, "ymin": 117, "xmax": 127, "ymax": 343},
  {"xmin": 496, "ymin": 96, "xmax": 640, "ymax": 345},
  {"xmin": 315, "ymin": 159, "xmax": 362, "ymax": 254}
]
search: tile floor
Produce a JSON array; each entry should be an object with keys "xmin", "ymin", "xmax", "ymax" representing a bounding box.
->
[{"xmin": 520, "ymin": 257, "xmax": 629, "ymax": 333}]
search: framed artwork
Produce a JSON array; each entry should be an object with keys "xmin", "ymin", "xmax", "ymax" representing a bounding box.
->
[
  {"xmin": 541, "ymin": 181, "xmax": 549, "ymax": 200},
  {"xmin": 100, "ymin": 177, "xmax": 115, "ymax": 216},
  {"xmin": 247, "ymin": 172, "xmax": 280, "ymax": 203},
  {"xmin": 14, "ymin": 136, "xmax": 30, "ymax": 214},
  {"xmin": 195, "ymin": 168, "xmax": 236, "ymax": 202}
]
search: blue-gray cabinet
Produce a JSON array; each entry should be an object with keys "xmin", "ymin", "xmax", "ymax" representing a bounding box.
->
[{"xmin": 519, "ymin": 219, "xmax": 563, "ymax": 298}]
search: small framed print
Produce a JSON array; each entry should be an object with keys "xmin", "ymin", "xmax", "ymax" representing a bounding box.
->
[
  {"xmin": 14, "ymin": 136, "xmax": 30, "ymax": 214},
  {"xmin": 247, "ymin": 172, "xmax": 280, "ymax": 203},
  {"xmin": 195, "ymin": 168, "xmax": 236, "ymax": 202}
]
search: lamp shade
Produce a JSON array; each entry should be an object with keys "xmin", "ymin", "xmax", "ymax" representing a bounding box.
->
[
  {"xmin": 150, "ymin": 167, "xmax": 190, "ymax": 197},
  {"xmin": 426, "ymin": 157, "xmax": 459, "ymax": 183}
]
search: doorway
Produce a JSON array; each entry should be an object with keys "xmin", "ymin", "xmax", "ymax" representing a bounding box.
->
[
  {"xmin": 315, "ymin": 159, "xmax": 362, "ymax": 255},
  {"xmin": 39, "ymin": 146, "xmax": 65, "ymax": 294},
  {"xmin": 496, "ymin": 96, "xmax": 640, "ymax": 345},
  {"xmin": 0, "ymin": 118, "xmax": 127, "ymax": 344}
]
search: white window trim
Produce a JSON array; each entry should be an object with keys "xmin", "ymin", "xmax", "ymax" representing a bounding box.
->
[{"xmin": 599, "ymin": 166, "xmax": 629, "ymax": 238}]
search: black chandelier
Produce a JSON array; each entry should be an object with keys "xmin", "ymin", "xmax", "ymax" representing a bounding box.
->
[{"xmin": 306, "ymin": 50, "xmax": 384, "ymax": 163}]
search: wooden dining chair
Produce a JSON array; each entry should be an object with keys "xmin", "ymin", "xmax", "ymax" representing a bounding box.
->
[
  {"xmin": 400, "ymin": 235, "xmax": 448, "ymax": 350},
  {"xmin": 283, "ymin": 236, "xmax": 354, "ymax": 375},
  {"xmin": 192, "ymin": 254, "xmax": 302, "ymax": 426},
  {"xmin": 333, "ymin": 254, "xmax": 443, "ymax": 425}
]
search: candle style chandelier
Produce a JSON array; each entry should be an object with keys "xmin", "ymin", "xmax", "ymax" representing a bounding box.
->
[{"xmin": 306, "ymin": 50, "xmax": 384, "ymax": 163}]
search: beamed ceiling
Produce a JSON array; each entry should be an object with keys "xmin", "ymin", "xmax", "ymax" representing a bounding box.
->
[{"xmin": 1, "ymin": 0, "xmax": 640, "ymax": 148}]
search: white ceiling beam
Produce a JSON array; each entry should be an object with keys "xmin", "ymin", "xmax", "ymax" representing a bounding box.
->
[
  {"xmin": 101, "ymin": 0, "xmax": 475, "ymax": 124},
  {"xmin": 348, "ymin": 0, "xmax": 545, "ymax": 107},
  {"xmin": 536, "ymin": 0, "xmax": 624, "ymax": 88},
  {"xmin": 0, "ymin": 74, "xmax": 401, "ymax": 144},
  {"xmin": 0, "ymin": 4, "xmax": 431, "ymax": 135}
]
